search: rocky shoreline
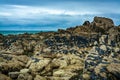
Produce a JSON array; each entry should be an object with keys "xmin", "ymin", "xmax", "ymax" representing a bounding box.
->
[{"xmin": 0, "ymin": 16, "xmax": 120, "ymax": 80}]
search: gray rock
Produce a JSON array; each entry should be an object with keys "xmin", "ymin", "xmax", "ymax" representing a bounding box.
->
[
  {"xmin": 17, "ymin": 73, "xmax": 33, "ymax": 80},
  {"xmin": 9, "ymin": 72, "xmax": 20, "ymax": 79},
  {"xmin": 94, "ymin": 41, "xmax": 98, "ymax": 46}
]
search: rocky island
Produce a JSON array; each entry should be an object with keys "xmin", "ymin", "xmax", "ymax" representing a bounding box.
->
[{"xmin": 0, "ymin": 16, "xmax": 120, "ymax": 80}]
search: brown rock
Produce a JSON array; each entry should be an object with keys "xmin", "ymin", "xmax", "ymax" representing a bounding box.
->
[
  {"xmin": 9, "ymin": 72, "xmax": 20, "ymax": 79},
  {"xmin": 0, "ymin": 73, "xmax": 12, "ymax": 80},
  {"xmin": 107, "ymin": 63, "xmax": 120, "ymax": 79},
  {"xmin": 0, "ymin": 59, "xmax": 25, "ymax": 73},
  {"xmin": 17, "ymin": 73, "xmax": 33, "ymax": 80},
  {"xmin": 93, "ymin": 16, "xmax": 114, "ymax": 30},
  {"xmin": 34, "ymin": 75, "xmax": 47, "ymax": 80}
]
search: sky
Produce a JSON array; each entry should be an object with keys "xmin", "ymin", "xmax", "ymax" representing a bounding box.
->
[{"xmin": 0, "ymin": 0, "xmax": 120, "ymax": 31}]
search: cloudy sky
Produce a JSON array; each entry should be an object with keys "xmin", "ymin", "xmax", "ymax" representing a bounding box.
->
[{"xmin": 0, "ymin": 0, "xmax": 120, "ymax": 31}]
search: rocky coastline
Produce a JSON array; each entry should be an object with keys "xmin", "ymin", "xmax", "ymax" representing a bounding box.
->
[{"xmin": 0, "ymin": 16, "xmax": 120, "ymax": 80}]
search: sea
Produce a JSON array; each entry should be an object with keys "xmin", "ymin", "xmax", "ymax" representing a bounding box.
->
[{"xmin": 0, "ymin": 31, "xmax": 48, "ymax": 35}]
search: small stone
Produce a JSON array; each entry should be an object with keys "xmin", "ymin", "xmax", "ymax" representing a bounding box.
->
[
  {"xmin": 9, "ymin": 72, "xmax": 20, "ymax": 79},
  {"xmin": 20, "ymin": 69, "xmax": 29, "ymax": 74},
  {"xmin": 83, "ymin": 73, "xmax": 90, "ymax": 80},
  {"xmin": 100, "ymin": 45, "xmax": 107, "ymax": 51},
  {"xmin": 34, "ymin": 75, "xmax": 46, "ymax": 80},
  {"xmin": 94, "ymin": 41, "xmax": 98, "ymax": 46},
  {"xmin": 114, "ymin": 47, "xmax": 120, "ymax": 53},
  {"xmin": 17, "ymin": 73, "xmax": 32, "ymax": 80}
]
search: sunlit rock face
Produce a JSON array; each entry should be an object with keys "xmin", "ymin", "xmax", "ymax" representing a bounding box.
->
[
  {"xmin": 0, "ymin": 17, "xmax": 120, "ymax": 80},
  {"xmin": 93, "ymin": 16, "xmax": 114, "ymax": 30},
  {"xmin": 66, "ymin": 16, "xmax": 116, "ymax": 36}
]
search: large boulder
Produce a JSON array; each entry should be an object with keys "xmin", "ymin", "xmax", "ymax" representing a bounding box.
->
[
  {"xmin": 27, "ymin": 54, "xmax": 83, "ymax": 79},
  {"xmin": 93, "ymin": 16, "xmax": 114, "ymax": 31},
  {"xmin": 0, "ymin": 60, "xmax": 25, "ymax": 73},
  {"xmin": 29, "ymin": 59, "xmax": 50, "ymax": 72},
  {"xmin": 0, "ymin": 54, "xmax": 29, "ymax": 74}
]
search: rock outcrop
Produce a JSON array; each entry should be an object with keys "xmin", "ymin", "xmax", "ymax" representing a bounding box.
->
[
  {"xmin": 0, "ymin": 16, "xmax": 120, "ymax": 80},
  {"xmin": 93, "ymin": 16, "xmax": 114, "ymax": 30}
]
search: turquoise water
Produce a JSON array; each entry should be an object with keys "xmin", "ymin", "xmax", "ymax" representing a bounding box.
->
[{"xmin": 0, "ymin": 31, "xmax": 43, "ymax": 35}]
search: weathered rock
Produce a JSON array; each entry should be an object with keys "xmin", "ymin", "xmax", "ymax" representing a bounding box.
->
[
  {"xmin": 107, "ymin": 63, "xmax": 120, "ymax": 79},
  {"xmin": 20, "ymin": 69, "xmax": 30, "ymax": 74},
  {"xmin": 0, "ymin": 73, "xmax": 12, "ymax": 80},
  {"xmin": 100, "ymin": 45, "xmax": 107, "ymax": 52},
  {"xmin": 9, "ymin": 72, "xmax": 20, "ymax": 79},
  {"xmin": 83, "ymin": 73, "xmax": 90, "ymax": 80},
  {"xmin": 53, "ymin": 69, "xmax": 76, "ymax": 79},
  {"xmin": 52, "ymin": 58, "xmax": 68, "ymax": 68},
  {"xmin": 83, "ymin": 21, "xmax": 90, "ymax": 26},
  {"xmin": 34, "ymin": 75, "xmax": 47, "ymax": 80},
  {"xmin": 0, "ymin": 60, "xmax": 25, "ymax": 73},
  {"xmin": 0, "ymin": 16, "xmax": 120, "ymax": 80},
  {"xmin": 114, "ymin": 47, "xmax": 120, "ymax": 53},
  {"xmin": 17, "ymin": 73, "xmax": 33, "ymax": 80},
  {"xmin": 93, "ymin": 41, "xmax": 98, "ymax": 46},
  {"xmin": 99, "ymin": 35, "xmax": 108, "ymax": 44},
  {"xmin": 29, "ymin": 59, "xmax": 50, "ymax": 72},
  {"xmin": 16, "ymin": 55, "xmax": 30, "ymax": 64},
  {"xmin": 93, "ymin": 16, "xmax": 114, "ymax": 30}
]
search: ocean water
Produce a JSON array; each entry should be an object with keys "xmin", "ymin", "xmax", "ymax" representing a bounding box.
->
[{"xmin": 0, "ymin": 31, "xmax": 43, "ymax": 35}]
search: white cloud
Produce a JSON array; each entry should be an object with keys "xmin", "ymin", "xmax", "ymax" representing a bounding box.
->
[
  {"xmin": 0, "ymin": 4, "xmax": 101, "ymax": 25},
  {"xmin": 0, "ymin": 12, "xmax": 12, "ymax": 16},
  {"xmin": 0, "ymin": 4, "xmax": 120, "ymax": 26},
  {"xmin": 0, "ymin": 5, "xmax": 100, "ymax": 19}
]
